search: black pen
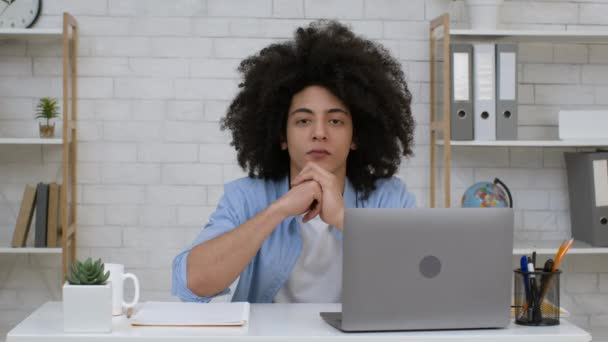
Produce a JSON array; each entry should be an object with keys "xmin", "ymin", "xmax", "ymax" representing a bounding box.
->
[
  {"xmin": 527, "ymin": 277, "xmax": 535, "ymax": 322},
  {"xmin": 529, "ymin": 277, "xmax": 542, "ymax": 323},
  {"xmin": 527, "ymin": 262, "xmax": 540, "ymax": 322},
  {"xmin": 539, "ymin": 259, "xmax": 554, "ymax": 304}
]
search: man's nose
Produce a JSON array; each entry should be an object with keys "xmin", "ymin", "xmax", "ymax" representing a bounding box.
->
[{"xmin": 312, "ymin": 121, "xmax": 327, "ymax": 141}]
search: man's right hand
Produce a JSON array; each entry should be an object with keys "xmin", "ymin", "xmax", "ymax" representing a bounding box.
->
[{"xmin": 273, "ymin": 180, "xmax": 323, "ymax": 222}]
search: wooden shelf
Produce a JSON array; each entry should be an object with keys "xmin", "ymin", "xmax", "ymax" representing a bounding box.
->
[
  {"xmin": 0, "ymin": 138, "xmax": 63, "ymax": 145},
  {"xmin": 0, "ymin": 13, "xmax": 79, "ymax": 281},
  {"xmin": 66, "ymin": 223, "xmax": 75, "ymax": 239},
  {"xmin": 451, "ymin": 29, "xmax": 608, "ymax": 42},
  {"xmin": 0, "ymin": 247, "xmax": 62, "ymax": 254},
  {"xmin": 437, "ymin": 140, "xmax": 608, "ymax": 147},
  {"xmin": 0, "ymin": 28, "xmax": 62, "ymax": 40},
  {"xmin": 0, "ymin": 232, "xmax": 73, "ymax": 254},
  {"xmin": 514, "ymin": 240, "xmax": 608, "ymax": 255}
]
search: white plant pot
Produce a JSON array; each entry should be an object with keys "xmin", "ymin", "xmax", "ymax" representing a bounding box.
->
[
  {"xmin": 63, "ymin": 281, "xmax": 112, "ymax": 333},
  {"xmin": 467, "ymin": 0, "xmax": 503, "ymax": 30}
]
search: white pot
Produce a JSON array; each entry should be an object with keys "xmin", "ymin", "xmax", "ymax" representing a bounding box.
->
[
  {"xmin": 63, "ymin": 281, "xmax": 113, "ymax": 333},
  {"xmin": 466, "ymin": 0, "xmax": 503, "ymax": 30}
]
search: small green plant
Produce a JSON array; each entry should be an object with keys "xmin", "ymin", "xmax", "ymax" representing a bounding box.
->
[
  {"xmin": 35, "ymin": 97, "xmax": 60, "ymax": 126},
  {"xmin": 67, "ymin": 258, "xmax": 111, "ymax": 285}
]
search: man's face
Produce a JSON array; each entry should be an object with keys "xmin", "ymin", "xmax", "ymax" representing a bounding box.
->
[{"xmin": 282, "ymin": 85, "xmax": 356, "ymax": 176}]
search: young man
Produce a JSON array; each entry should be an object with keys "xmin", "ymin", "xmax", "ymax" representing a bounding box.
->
[{"xmin": 172, "ymin": 20, "xmax": 416, "ymax": 303}]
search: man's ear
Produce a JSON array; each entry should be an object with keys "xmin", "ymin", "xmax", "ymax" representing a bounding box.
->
[
  {"xmin": 281, "ymin": 142, "xmax": 288, "ymax": 150},
  {"xmin": 350, "ymin": 142, "xmax": 357, "ymax": 150}
]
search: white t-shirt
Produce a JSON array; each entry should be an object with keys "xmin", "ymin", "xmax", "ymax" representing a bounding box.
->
[{"xmin": 273, "ymin": 214, "xmax": 342, "ymax": 303}]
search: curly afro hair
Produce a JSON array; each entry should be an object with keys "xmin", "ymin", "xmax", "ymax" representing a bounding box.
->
[{"xmin": 221, "ymin": 19, "xmax": 415, "ymax": 200}]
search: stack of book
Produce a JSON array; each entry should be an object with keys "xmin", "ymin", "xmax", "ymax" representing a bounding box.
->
[{"xmin": 10, "ymin": 182, "xmax": 62, "ymax": 248}]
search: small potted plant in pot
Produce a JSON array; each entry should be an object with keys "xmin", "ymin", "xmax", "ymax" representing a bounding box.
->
[
  {"xmin": 465, "ymin": 0, "xmax": 504, "ymax": 29},
  {"xmin": 63, "ymin": 258, "xmax": 112, "ymax": 333},
  {"xmin": 35, "ymin": 97, "xmax": 60, "ymax": 138}
]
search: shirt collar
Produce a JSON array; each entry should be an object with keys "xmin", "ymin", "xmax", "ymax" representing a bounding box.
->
[{"xmin": 343, "ymin": 177, "xmax": 359, "ymax": 208}]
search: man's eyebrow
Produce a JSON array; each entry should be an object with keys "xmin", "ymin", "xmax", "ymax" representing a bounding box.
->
[
  {"xmin": 289, "ymin": 108, "xmax": 313, "ymax": 116},
  {"xmin": 327, "ymin": 108, "xmax": 349, "ymax": 115},
  {"xmin": 289, "ymin": 108, "xmax": 350, "ymax": 116}
]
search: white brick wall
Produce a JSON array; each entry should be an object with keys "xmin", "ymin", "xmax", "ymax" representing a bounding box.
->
[
  {"xmin": 553, "ymin": 44, "xmax": 588, "ymax": 64},
  {"xmin": 3, "ymin": 0, "xmax": 608, "ymax": 340},
  {"xmin": 137, "ymin": 143, "xmax": 198, "ymax": 163},
  {"xmin": 208, "ymin": 0, "xmax": 272, "ymax": 18},
  {"xmin": 107, "ymin": 0, "xmax": 207, "ymax": 17},
  {"xmin": 502, "ymin": 2, "xmax": 578, "ymax": 24},
  {"xmin": 305, "ymin": 0, "xmax": 364, "ymax": 19}
]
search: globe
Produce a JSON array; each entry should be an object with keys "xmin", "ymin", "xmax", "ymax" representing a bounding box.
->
[{"xmin": 461, "ymin": 181, "xmax": 510, "ymax": 208}]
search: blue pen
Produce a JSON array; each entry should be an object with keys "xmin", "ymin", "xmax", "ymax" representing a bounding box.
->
[{"xmin": 520, "ymin": 255, "xmax": 531, "ymax": 303}]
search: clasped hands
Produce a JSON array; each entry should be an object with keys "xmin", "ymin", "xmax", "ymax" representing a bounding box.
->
[{"xmin": 275, "ymin": 162, "xmax": 344, "ymax": 230}]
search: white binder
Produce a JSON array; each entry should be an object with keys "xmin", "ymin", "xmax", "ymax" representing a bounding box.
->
[{"xmin": 473, "ymin": 43, "xmax": 496, "ymax": 140}]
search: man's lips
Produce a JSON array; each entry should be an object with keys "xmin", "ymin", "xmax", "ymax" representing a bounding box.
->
[
  {"xmin": 307, "ymin": 149, "xmax": 330, "ymax": 158},
  {"xmin": 307, "ymin": 149, "xmax": 330, "ymax": 155}
]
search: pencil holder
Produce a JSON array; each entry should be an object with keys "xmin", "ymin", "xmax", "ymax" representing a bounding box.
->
[{"xmin": 513, "ymin": 269, "xmax": 561, "ymax": 326}]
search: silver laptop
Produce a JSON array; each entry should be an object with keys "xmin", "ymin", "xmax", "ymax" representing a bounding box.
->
[{"xmin": 321, "ymin": 208, "xmax": 514, "ymax": 332}]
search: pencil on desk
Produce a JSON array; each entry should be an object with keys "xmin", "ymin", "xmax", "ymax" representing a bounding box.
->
[{"xmin": 539, "ymin": 238, "xmax": 573, "ymax": 300}]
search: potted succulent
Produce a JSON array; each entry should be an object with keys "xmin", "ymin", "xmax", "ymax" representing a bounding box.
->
[
  {"xmin": 63, "ymin": 258, "xmax": 113, "ymax": 333},
  {"xmin": 35, "ymin": 97, "xmax": 60, "ymax": 138}
]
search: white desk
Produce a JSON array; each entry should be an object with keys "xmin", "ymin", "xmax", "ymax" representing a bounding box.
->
[{"xmin": 7, "ymin": 302, "xmax": 591, "ymax": 342}]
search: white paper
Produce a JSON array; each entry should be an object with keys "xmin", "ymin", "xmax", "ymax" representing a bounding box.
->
[
  {"xmin": 130, "ymin": 301, "xmax": 250, "ymax": 326},
  {"xmin": 499, "ymin": 52, "xmax": 516, "ymax": 100},
  {"xmin": 593, "ymin": 160, "xmax": 608, "ymax": 207},
  {"xmin": 453, "ymin": 53, "xmax": 470, "ymax": 101}
]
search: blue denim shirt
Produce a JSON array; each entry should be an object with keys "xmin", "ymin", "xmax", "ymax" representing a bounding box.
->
[{"xmin": 171, "ymin": 175, "xmax": 416, "ymax": 303}]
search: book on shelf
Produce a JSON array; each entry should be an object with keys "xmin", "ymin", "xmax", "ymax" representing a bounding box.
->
[
  {"xmin": 10, "ymin": 182, "xmax": 65, "ymax": 248},
  {"xmin": 46, "ymin": 182, "xmax": 59, "ymax": 248},
  {"xmin": 10, "ymin": 184, "xmax": 37, "ymax": 247},
  {"xmin": 34, "ymin": 182, "xmax": 49, "ymax": 248},
  {"xmin": 57, "ymin": 183, "xmax": 64, "ymax": 240}
]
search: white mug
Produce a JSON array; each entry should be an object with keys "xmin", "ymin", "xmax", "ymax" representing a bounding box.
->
[{"xmin": 105, "ymin": 263, "xmax": 140, "ymax": 316}]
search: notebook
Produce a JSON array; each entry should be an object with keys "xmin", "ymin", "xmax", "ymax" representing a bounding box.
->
[{"xmin": 130, "ymin": 302, "xmax": 250, "ymax": 327}]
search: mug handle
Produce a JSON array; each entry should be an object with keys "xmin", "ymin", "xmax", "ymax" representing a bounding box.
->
[{"xmin": 122, "ymin": 273, "xmax": 140, "ymax": 309}]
